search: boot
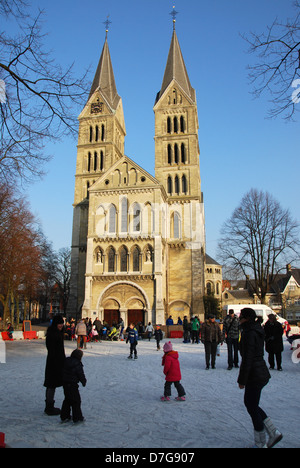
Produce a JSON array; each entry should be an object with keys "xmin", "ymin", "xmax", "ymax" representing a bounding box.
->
[
  {"xmin": 264, "ymin": 417, "xmax": 283, "ymax": 448},
  {"xmin": 253, "ymin": 430, "xmax": 268, "ymax": 448},
  {"xmin": 44, "ymin": 400, "xmax": 61, "ymax": 416}
]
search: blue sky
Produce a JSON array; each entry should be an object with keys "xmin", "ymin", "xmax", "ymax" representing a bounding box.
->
[{"xmin": 10, "ymin": 0, "xmax": 299, "ymax": 261}]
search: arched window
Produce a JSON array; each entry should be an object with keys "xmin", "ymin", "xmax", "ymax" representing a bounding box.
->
[
  {"xmin": 86, "ymin": 181, "xmax": 90, "ymax": 199},
  {"xmin": 101, "ymin": 124, "xmax": 105, "ymax": 141},
  {"xmin": 174, "ymin": 117, "xmax": 178, "ymax": 133},
  {"xmin": 181, "ymin": 143, "xmax": 186, "ymax": 163},
  {"xmin": 109, "ymin": 205, "xmax": 116, "ymax": 233},
  {"xmin": 167, "ymin": 176, "xmax": 172, "ymax": 194},
  {"xmin": 132, "ymin": 246, "xmax": 141, "ymax": 272},
  {"xmin": 173, "ymin": 212, "xmax": 181, "ymax": 239},
  {"xmin": 182, "ymin": 175, "xmax": 187, "ymax": 194},
  {"xmin": 120, "ymin": 246, "xmax": 128, "ymax": 272},
  {"xmin": 175, "ymin": 175, "xmax": 179, "ymax": 195},
  {"xmin": 87, "ymin": 152, "xmax": 91, "ymax": 172},
  {"xmin": 173, "ymin": 89, "xmax": 177, "ymax": 104},
  {"xmin": 133, "ymin": 203, "xmax": 141, "ymax": 232},
  {"xmin": 100, "ymin": 151, "xmax": 104, "ymax": 171},
  {"xmin": 168, "ymin": 144, "xmax": 172, "ymax": 164},
  {"xmin": 108, "ymin": 247, "xmax": 116, "ymax": 272},
  {"xmin": 94, "ymin": 152, "xmax": 98, "ymax": 171},
  {"xmin": 95, "ymin": 125, "xmax": 99, "ymax": 142},
  {"xmin": 89, "ymin": 126, "xmax": 93, "ymax": 143},
  {"xmin": 174, "ymin": 144, "xmax": 179, "ymax": 164},
  {"xmin": 167, "ymin": 117, "xmax": 172, "ymax": 134},
  {"xmin": 121, "ymin": 198, "xmax": 128, "ymax": 233},
  {"xmin": 180, "ymin": 116, "xmax": 185, "ymax": 133},
  {"xmin": 206, "ymin": 282, "xmax": 213, "ymax": 296}
]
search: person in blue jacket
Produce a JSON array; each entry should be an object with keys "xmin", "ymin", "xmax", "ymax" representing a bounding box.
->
[
  {"xmin": 126, "ymin": 323, "xmax": 138, "ymax": 359},
  {"xmin": 166, "ymin": 316, "xmax": 174, "ymax": 325}
]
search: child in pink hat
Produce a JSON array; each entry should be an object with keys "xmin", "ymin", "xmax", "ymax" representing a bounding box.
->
[{"xmin": 161, "ymin": 341, "xmax": 186, "ymax": 401}]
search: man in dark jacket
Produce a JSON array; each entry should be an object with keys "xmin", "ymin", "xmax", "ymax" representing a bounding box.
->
[
  {"xmin": 223, "ymin": 310, "xmax": 240, "ymax": 370},
  {"xmin": 201, "ymin": 315, "xmax": 222, "ymax": 369},
  {"xmin": 238, "ymin": 308, "xmax": 282, "ymax": 448},
  {"xmin": 60, "ymin": 349, "xmax": 87, "ymax": 423},
  {"xmin": 264, "ymin": 314, "xmax": 284, "ymax": 371}
]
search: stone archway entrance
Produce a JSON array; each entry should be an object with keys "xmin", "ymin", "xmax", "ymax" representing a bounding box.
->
[{"xmin": 98, "ymin": 282, "xmax": 150, "ymax": 328}]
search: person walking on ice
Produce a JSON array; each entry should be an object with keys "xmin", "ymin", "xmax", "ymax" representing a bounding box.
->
[
  {"xmin": 126, "ymin": 323, "xmax": 138, "ymax": 359},
  {"xmin": 161, "ymin": 341, "xmax": 186, "ymax": 402},
  {"xmin": 238, "ymin": 308, "xmax": 283, "ymax": 448}
]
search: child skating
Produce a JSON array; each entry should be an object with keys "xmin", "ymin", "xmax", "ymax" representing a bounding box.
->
[
  {"xmin": 126, "ymin": 323, "xmax": 138, "ymax": 359},
  {"xmin": 154, "ymin": 325, "xmax": 163, "ymax": 350},
  {"xmin": 61, "ymin": 349, "xmax": 87, "ymax": 423},
  {"xmin": 161, "ymin": 341, "xmax": 186, "ymax": 401}
]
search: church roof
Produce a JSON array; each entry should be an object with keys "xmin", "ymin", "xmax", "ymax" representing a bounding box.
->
[
  {"xmin": 88, "ymin": 37, "xmax": 121, "ymax": 110},
  {"xmin": 155, "ymin": 29, "xmax": 196, "ymax": 104}
]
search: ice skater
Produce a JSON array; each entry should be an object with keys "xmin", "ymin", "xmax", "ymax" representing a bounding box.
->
[
  {"xmin": 126, "ymin": 323, "xmax": 138, "ymax": 359},
  {"xmin": 61, "ymin": 349, "xmax": 87, "ymax": 423},
  {"xmin": 154, "ymin": 325, "xmax": 163, "ymax": 350},
  {"xmin": 161, "ymin": 341, "xmax": 186, "ymax": 401},
  {"xmin": 238, "ymin": 308, "xmax": 282, "ymax": 448}
]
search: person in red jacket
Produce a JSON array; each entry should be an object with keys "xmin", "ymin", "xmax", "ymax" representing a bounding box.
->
[{"xmin": 161, "ymin": 341, "xmax": 186, "ymax": 401}]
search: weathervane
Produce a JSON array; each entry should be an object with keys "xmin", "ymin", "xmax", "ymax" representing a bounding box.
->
[
  {"xmin": 103, "ymin": 15, "xmax": 112, "ymax": 38},
  {"xmin": 170, "ymin": 5, "xmax": 179, "ymax": 30}
]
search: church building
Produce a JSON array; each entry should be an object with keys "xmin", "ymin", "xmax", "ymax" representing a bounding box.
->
[{"xmin": 68, "ymin": 15, "xmax": 206, "ymax": 327}]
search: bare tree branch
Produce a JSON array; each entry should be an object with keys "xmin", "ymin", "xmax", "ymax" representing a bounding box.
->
[
  {"xmin": 0, "ymin": 6, "xmax": 89, "ymax": 183},
  {"xmin": 242, "ymin": 2, "xmax": 300, "ymax": 120}
]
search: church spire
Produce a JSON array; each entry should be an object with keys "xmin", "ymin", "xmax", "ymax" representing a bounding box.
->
[
  {"xmin": 155, "ymin": 12, "xmax": 195, "ymax": 104},
  {"xmin": 88, "ymin": 25, "xmax": 120, "ymax": 111}
]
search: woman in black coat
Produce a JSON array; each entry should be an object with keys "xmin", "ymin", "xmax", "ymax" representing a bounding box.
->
[
  {"xmin": 238, "ymin": 308, "xmax": 282, "ymax": 448},
  {"xmin": 44, "ymin": 315, "xmax": 66, "ymax": 415},
  {"xmin": 264, "ymin": 314, "xmax": 284, "ymax": 371}
]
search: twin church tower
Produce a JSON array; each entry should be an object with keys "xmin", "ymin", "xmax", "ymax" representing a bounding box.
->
[{"xmin": 68, "ymin": 14, "xmax": 206, "ymax": 326}]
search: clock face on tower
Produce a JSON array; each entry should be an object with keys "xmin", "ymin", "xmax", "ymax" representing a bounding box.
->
[{"xmin": 91, "ymin": 101, "xmax": 103, "ymax": 114}]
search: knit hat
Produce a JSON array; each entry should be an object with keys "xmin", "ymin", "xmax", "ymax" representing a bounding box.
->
[{"xmin": 163, "ymin": 341, "xmax": 173, "ymax": 353}]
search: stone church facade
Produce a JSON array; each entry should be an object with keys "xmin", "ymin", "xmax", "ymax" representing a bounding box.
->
[{"xmin": 68, "ymin": 23, "xmax": 206, "ymax": 327}]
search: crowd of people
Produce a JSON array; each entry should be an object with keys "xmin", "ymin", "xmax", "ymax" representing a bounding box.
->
[
  {"xmin": 43, "ymin": 307, "xmax": 286, "ymax": 448},
  {"xmin": 166, "ymin": 311, "xmax": 288, "ymax": 372}
]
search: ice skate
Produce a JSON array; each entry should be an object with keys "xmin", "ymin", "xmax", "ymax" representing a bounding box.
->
[
  {"xmin": 160, "ymin": 396, "xmax": 170, "ymax": 402},
  {"xmin": 175, "ymin": 396, "xmax": 186, "ymax": 401}
]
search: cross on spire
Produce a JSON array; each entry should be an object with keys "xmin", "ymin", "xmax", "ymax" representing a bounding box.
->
[
  {"xmin": 170, "ymin": 5, "xmax": 179, "ymax": 30},
  {"xmin": 103, "ymin": 15, "xmax": 112, "ymax": 38}
]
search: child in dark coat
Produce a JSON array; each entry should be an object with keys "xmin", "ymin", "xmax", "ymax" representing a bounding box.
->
[
  {"xmin": 161, "ymin": 341, "xmax": 186, "ymax": 401},
  {"xmin": 154, "ymin": 325, "xmax": 163, "ymax": 350},
  {"xmin": 61, "ymin": 349, "xmax": 87, "ymax": 423},
  {"xmin": 126, "ymin": 323, "xmax": 139, "ymax": 359}
]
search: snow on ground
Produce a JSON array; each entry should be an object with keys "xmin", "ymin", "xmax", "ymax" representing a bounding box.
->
[{"xmin": 0, "ymin": 337, "xmax": 299, "ymax": 449}]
